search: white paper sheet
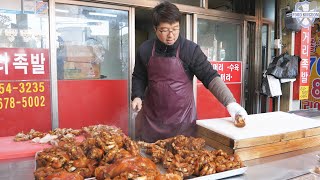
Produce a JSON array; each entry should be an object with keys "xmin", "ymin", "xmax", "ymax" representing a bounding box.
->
[
  {"xmin": 267, "ymin": 75, "xmax": 282, "ymax": 97},
  {"xmin": 196, "ymin": 111, "xmax": 320, "ymax": 140}
]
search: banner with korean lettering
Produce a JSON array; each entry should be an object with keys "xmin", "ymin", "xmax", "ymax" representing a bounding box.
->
[
  {"xmin": 299, "ymin": 27, "xmax": 311, "ymax": 100},
  {"xmin": 0, "ymin": 48, "xmax": 49, "ymax": 80},
  {"xmin": 301, "ymin": 20, "xmax": 320, "ymax": 110},
  {"xmin": 197, "ymin": 61, "xmax": 242, "ymax": 119},
  {"xmin": 301, "ymin": 56, "xmax": 320, "ymax": 109},
  {"xmin": 0, "ymin": 48, "xmax": 51, "ymax": 136}
]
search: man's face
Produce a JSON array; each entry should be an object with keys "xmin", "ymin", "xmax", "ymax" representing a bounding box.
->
[{"xmin": 155, "ymin": 22, "xmax": 180, "ymax": 45}]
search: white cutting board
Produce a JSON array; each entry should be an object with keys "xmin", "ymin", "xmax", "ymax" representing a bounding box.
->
[{"xmin": 196, "ymin": 111, "xmax": 320, "ymax": 140}]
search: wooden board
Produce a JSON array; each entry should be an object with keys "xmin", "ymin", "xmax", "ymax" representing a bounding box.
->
[
  {"xmin": 235, "ymin": 134, "xmax": 320, "ymax": 161},
  {"xmin": 197, "ymin": 125, "xmax": 320, "ymax": 161},
  {"xmin": 197, "ymin": 126, "xmax": 234, "ymax": 147}
]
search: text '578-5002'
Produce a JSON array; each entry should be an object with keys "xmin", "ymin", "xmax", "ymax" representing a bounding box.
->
[
  {"xmin": 0, "ymin": 81, "xmax": 48, "ymax": 110},
  {"xmin": 0, "ymin": 96, "xmax": 46, "ymax": 110}
]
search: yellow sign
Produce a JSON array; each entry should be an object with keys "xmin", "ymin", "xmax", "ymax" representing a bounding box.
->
[{"xmin": 299, "ymin": 86, "xmax": 309, "ymax": 100}]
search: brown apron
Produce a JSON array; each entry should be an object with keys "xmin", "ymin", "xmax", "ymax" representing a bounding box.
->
[{"xmin": 137, "ymin": 42, "xmax": 196, "ymax": 142}]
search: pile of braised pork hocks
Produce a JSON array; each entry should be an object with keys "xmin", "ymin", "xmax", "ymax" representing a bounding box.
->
[
  {"xmin": 139, "ymin": 135, "xmax": 244, "ymax": 178},
  {"xmin": 20, "ymin": 125, "xmax": 244, "ymax": 179}
]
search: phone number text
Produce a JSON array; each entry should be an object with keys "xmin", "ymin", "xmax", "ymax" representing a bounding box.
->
[
  {"xmin": 0, "ymin": 82, "xmax": 45, "ymax": 94},
  {"xmin": 0, "ymin": 96, "xmax": 46, "ymax": 110}
]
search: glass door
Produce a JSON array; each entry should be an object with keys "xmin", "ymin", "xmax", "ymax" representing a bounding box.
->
[
  {"xmin": 260, "ymin": 23, "xmax": 274, "ymax": 113},
  {"xmin": 244, "ymin": 21, "xmax": 256, "ymax": 114},
  {"xmin": 195, "ymin": 15, "xmax": 243, "ymax": 119},
  {"xmin": 53, "ymin": 2, "xmax": 130, "ymax": 133},
  {"xmin": 135, "ymin": 7, "xmax": 187, "ymax": 47},
  {"xmin": 0, "ymin": 1, "xmax": 51, "ymax": 136}
]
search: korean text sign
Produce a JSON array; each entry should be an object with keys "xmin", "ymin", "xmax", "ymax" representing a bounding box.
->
[
  {"xmin": 0, "ymin": 48, "xmax": 49, "ymax": 80},
  {"xmin": 0, "ymin": 48, "xmax": 51, "ymax": 136},
  {"xmin": 211, "ymin": 61, "xmax": 242, "ymax": 83},
  {"xmin": 299, "ymin": 27, "xmax": 311, "ymax": 100}
]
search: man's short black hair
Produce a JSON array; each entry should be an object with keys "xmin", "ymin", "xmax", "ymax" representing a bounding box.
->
[{"xmin": 152, "ymin": 1, "xmax": 181, "ymax": 27}]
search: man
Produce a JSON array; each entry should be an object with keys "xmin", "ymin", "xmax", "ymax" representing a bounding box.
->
[{"xmin": 132, "ymin": 1, "xmax": 248, "ymax": 142}]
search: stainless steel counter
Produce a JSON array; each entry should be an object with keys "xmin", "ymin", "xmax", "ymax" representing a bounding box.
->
[
  {"xmin": 2, "ymin": 111, "xmax": 320, "ymax": 180},
  {"xmin": 0, "ymin": 157, "xmax": 35, "ymax": 180},
  {"xmin": 236, "ymin": 146, "xmax": 320, "ymax": 180}
]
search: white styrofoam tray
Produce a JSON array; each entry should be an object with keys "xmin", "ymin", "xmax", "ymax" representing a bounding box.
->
[
  {"xmin": 188, "ymin": 167, "xmax": 247, "ymax": 180},
  {"xmin": 197, "ymin": 111, "xmax": 320, "ymax": 140}
]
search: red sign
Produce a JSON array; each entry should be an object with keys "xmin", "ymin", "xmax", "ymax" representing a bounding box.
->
[
  {"xmin": 197, "ymin": 61, "xmax": 242, "ymax": 119},
  {"xmin": 210, "ymin": 61, "xmax": 242, "ymax": 83},
  {"xmin": 301, "ymin": 100, "xmax": 320, "ymax": 109},
  {"xmin": 299, "ymin": 27, "xmax": 311, "ymax": 99},
  {"xmin": 0, "ymin": 48, "xmax": 49, "ymax": 80},
  {"xmin": 0, "ymin": 81, "xmax": 51, "ymax": 136},
  {"xmin": 0, "ymin": 48, "xmax": 51, "ymax": 136}
]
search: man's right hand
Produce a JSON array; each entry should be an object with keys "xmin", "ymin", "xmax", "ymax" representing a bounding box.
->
[
  {"xmin": 132, "ymin": 97, "xmax": 142, "ymax": 112},
  {"xmin": 226, "ymin": 102, "xmax": 248, "ymax": 128}
]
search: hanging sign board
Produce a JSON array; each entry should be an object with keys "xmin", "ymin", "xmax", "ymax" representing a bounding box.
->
[{"xmin": 299, "ymin": 27, "xmax": 311, "ymax": 100}]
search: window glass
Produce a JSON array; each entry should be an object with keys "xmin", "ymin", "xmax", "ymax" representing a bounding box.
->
[
  {"xmin": 55, "ymin": 3, "xmax": 129, "ymax": 132},
  {"xmin": 55, "ymin": 4, "xmax": 128, "ymax": 80},
  {"xmin": 208, "ymin": 0, "xmax": 255, "ymax": 16},
  {"xmin": 0, "ymin": 9, "xmax": 49, "ymax": 48},
  {"xmin": 262, "ymin": 0, "xmax": 275, "ymax": 21},
  {"xmin": 262, "ymin": 24, "xmax": 268, "ymax": 71},
  {"xmin": 197, "ymin": 18, "xmax": 241, "ymax": 61},
  {"xmin": 271, "ymin": 28, "xmax": 275, "ymax": 58},
  {"xmin": 146, "ymin": 0, "xmax": 201, "ymax": 7}
]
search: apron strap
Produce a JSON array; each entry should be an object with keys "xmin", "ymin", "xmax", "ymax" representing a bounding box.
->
[
  {"xmin": 151, "ymin": 42, "xmax": 156, "ymax": 56},
  {"xmin": 176, "ymin": 45, "xmax": 180, "ymax": 58}
]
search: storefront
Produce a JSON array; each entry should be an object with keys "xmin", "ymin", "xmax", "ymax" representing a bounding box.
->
[{"xmin": 0, "ymin": 0, "xmax": 275, "ymax": 137}]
